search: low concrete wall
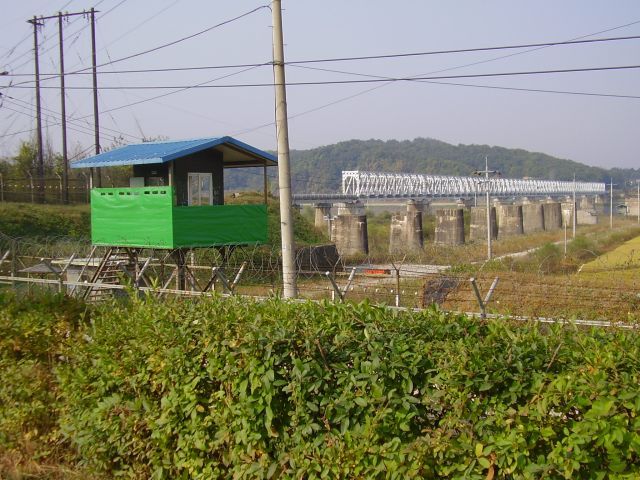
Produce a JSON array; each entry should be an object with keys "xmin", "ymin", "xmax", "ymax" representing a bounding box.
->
[{"xmin": 577, "ymin": 210, "xmax": 598, "ymax": 225}]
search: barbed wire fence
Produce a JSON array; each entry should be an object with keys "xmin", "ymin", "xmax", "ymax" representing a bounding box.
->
[
  {"xmin": 0, "ymin": 232, "xmax": 638, "ymax": 326},
  {"xmin": 0, "ymin": 176, "xmax": 91, "ymax": 204}
]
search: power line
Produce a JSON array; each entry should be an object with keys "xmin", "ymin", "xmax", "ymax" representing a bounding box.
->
[
  {"xmin": 286, "ymin": 33, "xmax": 640, "ymax": 66},
  {"xmin": 70, "ymin": 65, "xmax": 264, "ymax": 119},
  {"xmin": 244, "ymin": 17, "xmax": 640, "ymax": 137},
  {"xmin": 415, "ymin": 79, "xmax": 640, "ymax": 101},
  {"xmin": 7, "ymin": 61, "xmax": 273, "ymax": 78},
  {"xmin": 5, "ymin": 33, "xmax": 640, "ymax": 79},
  {"xmin": 1, "ymin": 103, "xmax": 120, "ymax": 144},
  {"xmin": 50, "ymin": 0, "xmax": 183, "ymax": 79},
  {"xmin": 3, "ymin": 95, "xmax": 140, "ymax": 142},
  {"xmin": 96, "ymin": 0, "xmax": 184, "ymax": 53},
  {"xmin": 0, "ymin": 63, "xmax": 263, "ymax": 139},
  {"xmin": 3, "ymin": 4, "xmax": 270, "ymax": 87},
  {"xmin": 3, "ymin": 0, "xmax": 111, "ymax": 73},
  {"xmin": 0, "ymin": 0, "xmax": 81, "ymax": 64},
  {"xmin": 0, "ymin": 96, "xmax": 141, "ymax": 143},
  {"xmin": 5, "ymin": 64, "xmax": 640, "ymax": 91},
  {"xmin": 288, "ymin": 63, "xmax": 640, "ymax": 100}
]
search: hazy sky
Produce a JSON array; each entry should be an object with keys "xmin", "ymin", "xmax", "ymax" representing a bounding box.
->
[{"xmin": 1, "ymin": 1, "xmax": 639, "ymax": 170}]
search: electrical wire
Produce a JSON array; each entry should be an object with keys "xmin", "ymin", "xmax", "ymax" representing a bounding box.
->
[
  {"xmin": 4, "ymin": 94, "xmax": 138, "ymax": 141},
  {"xmin": 3, "ymin": 0, "xmax": 110, "ymax": 73},
  {"xmin": 289, "ymin": 63, "xmax": 640, "ymax": 100},
  {"xmin": 3, "ymin": 4, "xmax": 270, "ymax": 87},
  {"xmin": 0, "ymin": 63, "xmax": 263, "ymax": 140},
  {"xmin": 241, "ymin": 17, "xmax": 640, "ymax": 139},
  {"xmin": 5, "ymin": 33, "xmax": 640, "ymax": 80},
  {"xmin": 0, "ymin": 100, "xmax": 140, "ymax": 145},
  {"xmin": 6, "ymin": 64, "xmax": 640, "ymax": 91}
]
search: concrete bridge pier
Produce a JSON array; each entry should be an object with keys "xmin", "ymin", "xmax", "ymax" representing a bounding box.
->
[
  {"xmin": 389, "ymin": 200, "xmax": 424, "ymax": 253},
  {"xmin": 469, "ymin": 206, "xmax": 498, "ymax": 242},
  {"xmin": 577, "ymin": 195, "xmax": 598, "ymax": 224},
  {"xmin": 560, "ymin": 200, "xmax": 574, "ymax": 227},
  {"xmin": 330, "ymin": 202, "xmax": 368, "ymax": 256},
  {"xmin": 594, "ymin": 195, "xmax": 605, "ymax": 213},
  {"xmin": 314, "ymin": 203, "xmax": 332, "ymax": 233},
  {"xmin": 434, "ymin": 208, "xmax": 465, "ymax": 245},
  {"xmin": 542, "ymin": 199, "xmax": 562, "ymax": 230},
  {"xmin": 579, "ymin": 195, "xmax": 596, "ymax": 212},
  {"xmin": 520, "ymin": 198, "xmax": 545, "ymax": 234},
  {"xmin": 497, "ymin": 204, "xmax": 524, "ymax": 238}
]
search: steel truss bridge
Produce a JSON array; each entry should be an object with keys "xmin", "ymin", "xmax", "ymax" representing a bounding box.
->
[{"xmin": 292, "ymin": 171, "xmax": 606, "ymax": 202}]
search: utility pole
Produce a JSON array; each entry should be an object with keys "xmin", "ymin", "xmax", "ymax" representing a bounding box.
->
[
  {"xmin": 637, "ymin": 180, "xmax": 639, "ymax": 225},
  {"xmin": 272, "ymin": 0, "xmax": 297, "ymax": 298},
  {"xmin": 473, "ymin": 156, "xmax": 500, "ymax": 260},
  {"xmin": 30, "ymin": 10, "xmax": 90, "ymax": 204},
  {"xmin": 58, "ymin": 12, "xmax": 68, "ymax": 204},
  {"xmin": 28, "ymin": 16, "xmax": 45, "ymax": 204},
  {"xmin": 610, "ymin": 178, "xmax": 615, "ymax": 230},
  {"xmin": 572, "ymin": 174, "xmax": 577, "ymax": 239},
  {"xmin": 90, "ymin": 7, "xmax": 102, "ymax": 188},
  {"xmin": 563, "ymin": 210, "xmax": 568, "ymax": 255}
]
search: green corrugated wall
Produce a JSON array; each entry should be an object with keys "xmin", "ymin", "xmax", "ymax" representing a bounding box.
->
[{"xmin": 90, "ymin": 187, "xmax": 267, "ymax": 248}]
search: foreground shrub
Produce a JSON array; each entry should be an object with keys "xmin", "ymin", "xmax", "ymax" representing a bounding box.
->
[
  {"xmin": 0, "ymin": 292, "xmax": 86, "ymax": 476},
  {"xmin": 52, "ymin": 295, "xmax": 640, "ymax": 479}
]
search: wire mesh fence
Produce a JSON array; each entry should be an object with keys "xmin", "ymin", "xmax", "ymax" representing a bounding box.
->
[
  {"xmin": 0, "ymin": 176, "xmax": 91, "ymax": 204},
  {"xmin": 0, "ymin": 232, "xmax": 638, "ymax": 326}
]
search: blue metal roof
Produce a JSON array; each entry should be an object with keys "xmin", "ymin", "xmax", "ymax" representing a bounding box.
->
[{"xmin": 71, "ymin": 136, "xmax": 277, "ymax": 168}]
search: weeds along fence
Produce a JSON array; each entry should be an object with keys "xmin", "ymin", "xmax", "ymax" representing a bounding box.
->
[{"xmin": 0, "ymin": 232, "xmax": 638, "ymax": 325}]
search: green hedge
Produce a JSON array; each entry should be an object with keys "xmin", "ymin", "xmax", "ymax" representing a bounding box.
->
[
  {"xmin": 1, "ymin": 292, "xmax": 640, "ymax": 479},
  {"xmin": 0, "ymin": 203, "xmax": 90, "ymax": 239}
]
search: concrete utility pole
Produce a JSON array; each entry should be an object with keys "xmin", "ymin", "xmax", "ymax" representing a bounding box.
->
[
  {"xmin": 610, "ymin": 178, "xmax": 615, "ymax": 230},
  {"xmin": 90, "ymin": 8, "xmax": 102, "ymax": 188},
  {"xmin": 272, "ymin": 0, "xmax": 297, "ymax": 298},
  {"xmin": 473, "ymin": 156, "xmax": 500, "ymax": 260},
  {"xmin": 28, "ymin": 16, "xmax": 45, "ymax": 203},
  {"xmin": 30, "ymin": 10, "xmax": 92, "ymax": 203},
  {"xmin": 572, "ymin": 174, "xmax": 577, "ymax": 239},
  {"xmin": 58, "ymin": 12, "xmax": 68, "ymax": 204}
]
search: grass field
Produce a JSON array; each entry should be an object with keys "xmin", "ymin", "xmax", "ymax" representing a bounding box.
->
[{"xmin": 579, "ymin": 233, "xmax": 640, "ymax": 281}]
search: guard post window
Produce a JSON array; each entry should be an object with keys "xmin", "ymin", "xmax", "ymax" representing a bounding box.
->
[{"xmin": 187, "ymin": 172, "xmax": 212, "ymax": 206}]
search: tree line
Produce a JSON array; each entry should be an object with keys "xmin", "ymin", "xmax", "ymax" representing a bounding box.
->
[{"xmin": 3, "ymin": 137, "xmax": 638, "ymax": 200}]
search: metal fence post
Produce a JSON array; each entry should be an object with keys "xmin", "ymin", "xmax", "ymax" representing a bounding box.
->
[
  {"xmin": 325, "ymin": 271, "xmax": 343, "ymax": 302},
  {"xmin": 391, "ymin": 262, "xmax": 401, "ymax": 307},
  {"xmin": 56, "ymin": 173, "xmax": 63, "ymax": 203},
  {"xmin": 27, "ymin": 172, "xmax": 34, "ymax": 203},
  {"xmin": 470, "ymin": 276, "xmax": 499, "ymax": 319}
]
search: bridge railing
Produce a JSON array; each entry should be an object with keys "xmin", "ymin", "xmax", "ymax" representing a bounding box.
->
[{"xmin": 341, "ymin": 170, "xmax": 606, "ymax": 198}]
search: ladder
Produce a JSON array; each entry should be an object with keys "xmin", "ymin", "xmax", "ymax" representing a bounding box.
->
[{"xmin": 83, "ymin": 247, "xmax": 136, "ymax": 301}]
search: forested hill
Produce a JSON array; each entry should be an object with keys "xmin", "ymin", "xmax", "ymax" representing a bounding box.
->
[{"xmin": 227, "ymin": 138, "xmax": 638, "ymax": 193}]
